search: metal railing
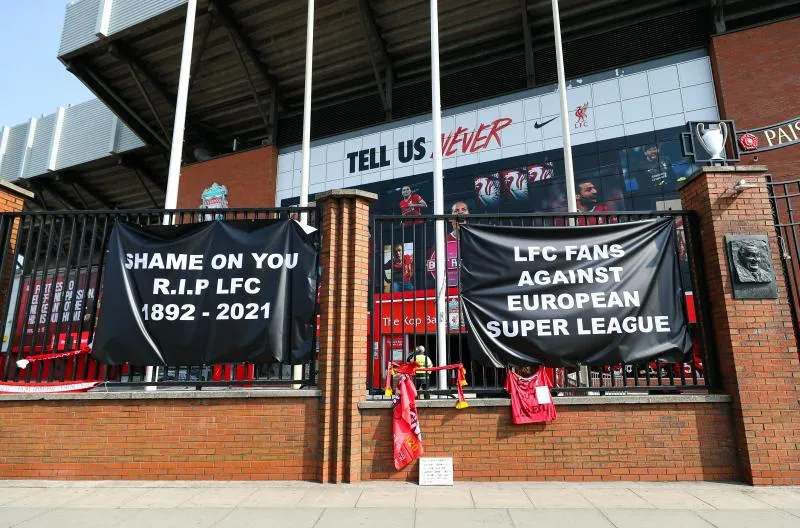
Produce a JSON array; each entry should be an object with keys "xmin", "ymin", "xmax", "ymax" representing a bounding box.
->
[
  {"xmin": 369, "ymin": 211, "xmax": 719, "ymax": 397},
  {"xmin": 0, "ymin": 207, "xmax": 319, "ymax": 389},
  {"xmin": 766, "ymin": 175, "xmax": 800, "ymax": 351}
]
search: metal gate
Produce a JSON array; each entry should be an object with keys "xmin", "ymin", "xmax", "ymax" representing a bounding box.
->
[{"xmin": 766, "ymin": 175, "xmax": 800, "ymax": 349}]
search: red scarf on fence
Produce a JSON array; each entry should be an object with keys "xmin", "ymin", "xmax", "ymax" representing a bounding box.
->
[
  {"xmin": 385, "ymin": 361, "xmax": 469, "ymax": 470},
  {"xmin": 15, "ymin": 345, "xmax": 93, "ymax": 370}
]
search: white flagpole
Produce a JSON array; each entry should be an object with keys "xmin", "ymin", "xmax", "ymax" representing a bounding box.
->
[
  {"xmin": 164, "ymin": 0, "xmax": 197, "ymax": 211},
  {"xmin": 430, "ymin": 0, "xmax": 448, "ymax": 390},
  {"xmin": 149, "ymin": 0, "xmax": 197, "ymax": 386},
  {"xmin": 552, "ymin": 0, "xmax": 589, "ymax": 386},
  {"xmin": 294, "ymin": 0, "xmax": 315, "ymax": 386},
  {"xmin": 299, "ymin": 0, "xmax": 314, "ymax": 218},
  {"xmin": 551, "ymin": 0, "xmax": 577, "ymax": 214}
]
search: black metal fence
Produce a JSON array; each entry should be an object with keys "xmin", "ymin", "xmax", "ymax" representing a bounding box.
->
[
  {"xmin": 0, "ymin": 207, "xmax": 318, "ymax": 388},
  {"xmin": 369, "ymin": 210, "xmax": 719, "ymax": 397},
  {"xmin": 766, "ymin": 176, "xmax": 800, "ymax": 350}
]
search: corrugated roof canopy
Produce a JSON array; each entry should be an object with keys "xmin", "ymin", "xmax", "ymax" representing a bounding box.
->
[{"xmin": 21, "ymin": 0, "xmax": 800, "ymax": 209}]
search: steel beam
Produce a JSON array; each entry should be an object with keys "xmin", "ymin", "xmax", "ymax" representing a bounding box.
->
[
  {"xmin": 107, "ymin": 42, "xmax": 215, "ymax": 147},
  {"xmin": 521, "ymin": 0, "xmax": 535, "ymax": 87},
  {"xmin": 208, "ymin": 0, "xmax": 285, "ymax": 109},
  {"xmin": 225, "ymin": 27, "xmax": 272, "ymax": 134},
  {"xmin": 117, "ymin": 155, "xmax": 166, "ymax": 194},
  {"xmin": 56, "ymin": 173, "xmax": 117, "ymax": 210},
  {"xmin": 127, "ymin": 64, "xmax": 171, "ymax": 143},
  {"xmin": 710, "ymin": 0, "xmax": 726, "ymax": 33},
  {"xmin": 30, "ymin": 180, "xmax": 80, "ymax": 211},
  {"xmin": 188, "ymin": 14, "xmax": 214, "ymax": 96},
  {"xmin": 356, "ymin": 0, "xmax": 393, "ymax": 117},
  {"xmin": 67, "ymin": 60, "xmax": 170, "ymax": 152}
]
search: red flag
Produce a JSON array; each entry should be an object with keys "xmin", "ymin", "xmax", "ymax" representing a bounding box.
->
[{"xmin": 392, "ymin": 374, "xmax": 423, "ymax": 470}]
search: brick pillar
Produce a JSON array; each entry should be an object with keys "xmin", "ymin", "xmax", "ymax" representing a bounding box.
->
[
  {"xmin": 679, "ymin": 166, "xmax": 800, "ymax": 485},
  {"xmin": 315, "ymin": 189, "xmax": 376, "ymax": 483},
  {"xmin": 0, "ymin": 181, "xmax": 33, "ymax": 322}
]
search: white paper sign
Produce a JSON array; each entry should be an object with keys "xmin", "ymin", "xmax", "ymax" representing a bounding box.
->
[
  {"xmin": 535, "ymin": 385, "xmax": 552, "ymax": 404},
  {"xmin": 419, "ymin": 457, "xmax": 454, "ymax": 486}
]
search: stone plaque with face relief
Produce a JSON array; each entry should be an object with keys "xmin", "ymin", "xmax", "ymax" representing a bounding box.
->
[{"xmin": 725, "ymin": 235, "xmax": 778, "ymax": 299}]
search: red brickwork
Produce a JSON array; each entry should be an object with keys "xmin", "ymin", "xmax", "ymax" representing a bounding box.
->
[
  {"xmin": 0, "ymin": 183, "xmax": 28, "ymax": 332},
  {"xmin": 679, "ymin": 167, "xmax": 800, "ymax": 485},
  {"xmin": 176, "ymin": 145, "xmax": 278, "ymax": 208},
  {"xmin": 361, "ymin": 403, "xmax": 737, "ymax": 481},
  {"xmin": 316, "ymin": 190, "xmax": 376, "ymax": 483},
  {"xmin": 0, "ymin": 397, "xmax": 319, "ymax": 480},
  {"xmin": 710, "ymin": 18, "xmax": 800, "ymax": 183}
]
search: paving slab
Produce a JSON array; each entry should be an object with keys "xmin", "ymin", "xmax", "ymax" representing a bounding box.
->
[
  {"xmin": 238, "ymin": 488, "xmax": 307, "ymax": 507},
  {"xmin": 4, "ymin": 488, "xmax": 93, "ymax": 508},
  {"xmin": 178, "ymin": 488, "xmax": 256, "ymax": 508},
  {"xmin": 470, "ymin": 488, "xmax": 534, "ymax": 508},
  {"xmin": 212, "ymin": 507, "xmax": 324, "ymax": 528},
  {"xmin": 13, "ymin": 507, "xmax": 140, "ymax": 528},
  {"xmin": 741, "ymin": 488, "xmax": 800, "ymax": 509},
  {"xmin": 357, "ymin": 487, "xmax": 417, "ymax": 508},
  {"xmin": 580, "ymin": 488, "xmax": 655, "ymax": 509},
  {"xmin": 523, "ymin": 488, "xmax": 594, "ymax": 509},
  {"xmin": 414, "ymin": 488, "xmax": 475, "ymax": 509},
  {"xmin": 0, "ymin": 488, "xmax": 39, "ymax": 507},
  {"xmin": 630, "ymin": 490, "xmax": 715, "ymax": 510},
  {"xmin": 296, "ymin": 487, "xmax": 363, "ymax": 508},
  {"xmin": 416, "ymin": 508, "xmax": 513, "ymax": 528},
  {"xmin": 61, "ymin": 487, "xmax": 151, "ymax": 508},
  {"xmin": 112, "ymin": 507, "xmax": 233, "ymax": 528},
  {"xmin": 315, "ymin": 507, "xmax": 414, "ymax": 528},
  {"xmin": 508, "ymin": 508, "xmax": 614, "ymax": 528},
  {"xmin": 695, "ymin": 509, "xmax": 800, "ymax": 528},
  {"xmin": 0, "ymin": 508, "xmax": 51, "ymax": 528},
  {"xmin": 689, "ymin": 489, "xmax": 775, "ymax": 510},
  {"xmin": 601, "ymin": 509, "xmax": 716, "ymax": 528},
  {"xmin": 120, "ymin": 488, "xmax": 206, "ymax": 508}
]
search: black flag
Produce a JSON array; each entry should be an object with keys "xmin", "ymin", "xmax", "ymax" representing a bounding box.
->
[
  {"xmin": 92, "ymin": 219, "xmax": 318, "ymax": 366},
  {"xmin": 459, "ymin": 218, "xmax": 691, "ymax": 367}
]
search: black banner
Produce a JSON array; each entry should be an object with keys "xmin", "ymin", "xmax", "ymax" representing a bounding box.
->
[
  {"xmin": 92, "ymin": 220, "xmax": 318, "ymax": 366},
  {"xmin": 460, "ymin": 218, "xmax": 691, "ymax": 367}
]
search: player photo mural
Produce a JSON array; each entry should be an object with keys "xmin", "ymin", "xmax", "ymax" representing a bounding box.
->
[
  {"xmin": 383, "ymin": 243, "xmax": 415, "ymax": 293},
  {"xmin": 426, "ymin": 201, "xmax": 470, "ymax": 287},
  {"xmin": 399, "ymin": 185, "xmax": 428, "ymax": 226}
]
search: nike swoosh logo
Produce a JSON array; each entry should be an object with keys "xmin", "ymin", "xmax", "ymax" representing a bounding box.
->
[{"xmin": 533, "ymin": 116, "xmax": 557, "ymax": 129}]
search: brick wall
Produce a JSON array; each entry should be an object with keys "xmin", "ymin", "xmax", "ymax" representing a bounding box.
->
[
  {"xmin": 0, "ymin": 396, "xmax": 319, "ymax": 480},
  {"xmin": 361, "ymin": 402, "xmax": 738, "ymax": 481},
  {"xmin": 177, "ymin": 145, "xmax": 278, "ymax": 209},
  {"xmin": 680, "ymin": 167, "xmax": 800, "ymax": 485},
  {"xmin": 710, "ymin": 17, "xmax": 800, "ymax": 182},
  {"xmin": 316, "ymin": 190, "xmax": 376, "ymax": 483},
  {"xmin": 0, "ymin": 182, "xmax": 30, "ymax": 335}
]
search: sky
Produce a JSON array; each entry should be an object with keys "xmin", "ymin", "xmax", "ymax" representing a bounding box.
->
[{"xmin": 0, "ymin": 0, "xmax": 93, "ymax": 127}]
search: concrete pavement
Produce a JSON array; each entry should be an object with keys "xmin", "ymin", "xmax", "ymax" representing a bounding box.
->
[{"xmin": 1, "ymin": 480, "xmax": 799, "ymax": 527}]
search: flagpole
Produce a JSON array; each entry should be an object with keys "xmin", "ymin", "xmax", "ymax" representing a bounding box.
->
[
  {"xmin": 294, "ymin": 0, "xmax": 315, "ymax": 387},
  {"xmin": 552, "ymin": 0, "xmax": 588, "ymax": 386},
  {"xmin": 299, "ymin": 0, "xmax": 314, "ymax": 218},
  {"xmin": 551, "ymin": 0, "xmax": 576, "ymax": 215},
  {"xmin": 430, "ymin": 0, "xmax": 448, "ymax": 391},
  {"xmin": 149, "ymin": 0, "xmax": 197, "ymax": 386}
]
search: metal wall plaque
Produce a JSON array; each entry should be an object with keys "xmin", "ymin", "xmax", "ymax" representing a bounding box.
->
[{"xmin": 725, "ymin": 235, "xmax": 777, "ymax": 299}]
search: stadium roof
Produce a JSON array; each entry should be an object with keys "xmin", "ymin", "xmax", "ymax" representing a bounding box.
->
[{"xmin": 2, "ymin": 0, "xmax": 797, "ymax": 210}]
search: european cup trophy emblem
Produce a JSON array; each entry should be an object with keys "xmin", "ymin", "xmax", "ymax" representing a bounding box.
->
[{"xmin": 696, "ymin": 121, "xmax": 728, "ymax": 161}]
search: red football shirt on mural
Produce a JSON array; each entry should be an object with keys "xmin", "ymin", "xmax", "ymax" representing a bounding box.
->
[
  {"xmin": 400, "ymin": 194, "xmax": 426, "ymax": 226},
  {"xmin": 504, "ymin": 368, "xmax": 557, "ymax": 424}
]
